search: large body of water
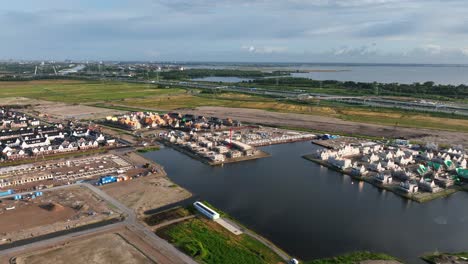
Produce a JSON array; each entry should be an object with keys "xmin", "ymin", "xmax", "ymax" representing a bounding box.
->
[
  {"xmin": 188, "ymin": 64, "xmax": 468, "ymax": 85},
  {"xmin": 290, "ymin": 65, "xmax": 468, "ymax": 85},
  {"xmin": 145, "ymin": 142, "xmax": 468, "ymax": 263}
]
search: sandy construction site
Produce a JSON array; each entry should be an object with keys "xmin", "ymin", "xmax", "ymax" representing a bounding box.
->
[
  {"xmin": 189, "ymin": 106, "xmax": 468, "ymax": 147},
  {"xmin": 14, "ymin": 233, "xmax": 151, "ymax": 264},
  {"xmin": 11, "ymin": 228, "xmax": 159, "ymax": 264},
  {"xmin": 0, "ymin": 97, "xmax": 124, "ymax": 121},
  {"xmin": 101, "ymin": 174, "xmax": 191, "ymax": 217},
  {"xmin": 0, "ymin": 186, "xmax": 120, "ymax": 244}
]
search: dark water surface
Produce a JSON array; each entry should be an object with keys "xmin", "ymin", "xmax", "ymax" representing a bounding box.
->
[{"xmin": 144, "ymin": 142, "xmax": 468, "ymax": 263}]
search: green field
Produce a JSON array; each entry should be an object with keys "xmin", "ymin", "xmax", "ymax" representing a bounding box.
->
[
  {"xmin": 156, "ymin": 218, "xmax": 284, "ymax": 264},
  {"xmin": 0, "ymin": 80, "xmax": 185, "ymax": 103},
  {"xmin": 305, "ymin": 251, "xmax": 399, "ymax": 264},
  {"xmin": 1, "ymin": 80, "xmax": 467, "ymax": 133}
]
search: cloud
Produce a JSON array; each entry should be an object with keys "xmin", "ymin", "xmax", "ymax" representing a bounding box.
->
[
  {"xmin": 421, "ymin": 44, "xmax": 442, "ymax": 55},
  {"xmin": 331, "ymin": 43, "xmax": 378, "ymax": 56},
  {"xmin": 241, "ymin": 45, "xmax": 288, "ymax": 54},
  {"xmin": 0, "ymin": 0, "xmax": 468, "ymax": 62}
]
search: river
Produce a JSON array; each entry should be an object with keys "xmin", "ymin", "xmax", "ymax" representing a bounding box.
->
[{"xmin": 144, "ymin": 142, "xmax": 468, "ymax": 263}]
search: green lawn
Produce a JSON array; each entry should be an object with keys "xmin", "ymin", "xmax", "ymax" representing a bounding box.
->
[{"xmin": 157, "ymin": 218, "xmax": 284, "ymax": 264}]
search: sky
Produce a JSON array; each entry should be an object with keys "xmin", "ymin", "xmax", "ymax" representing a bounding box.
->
[{"xmin": 2, "ymin": 0, "xmax": 468, "ymax": 63}]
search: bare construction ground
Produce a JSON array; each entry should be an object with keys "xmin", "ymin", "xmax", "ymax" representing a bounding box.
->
[
  {"xmin": 0, "ymin": 186, "xmax": 120, "ymax": 243},
  {"xmin": 189, "ymin": 106, "xmax": 467, "ymax": 147},
  {"xmin": 32, "ymin": 102, "xmax": 124, "ymax": 120},
  {"xmin": 0, "ymin": 97, "xmax": 124, "ymax": 121},
  {"xmin": 101, "ymin": 174, "xmax": 191, "ymax": 217},
  {"xmin": 13, "ymin": 231, "xmax": 153, "ymax": 264}
]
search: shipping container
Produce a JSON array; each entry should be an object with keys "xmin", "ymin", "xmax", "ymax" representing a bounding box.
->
[{"xmin": 0, "ymin": 189, "xmax": 14, "ymax": 197}]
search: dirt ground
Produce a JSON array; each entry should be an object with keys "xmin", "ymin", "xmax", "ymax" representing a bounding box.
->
[
  {"xmin": 0, "ymin": 186, "xmax": 120, "ymax": 243},
  {"xmin": 0, "ymin": 203, "xmax": 75, "ymax": 234},
  {"xmin": 101, "ymin": 175, "xmax": 191, "ymax": 217},
  {"xmin": 14, "ymin": 232, "xmax": 152, "ymax": 264},
  {"xmin": 189, "ymin": 106, "xmax": 468, "ymax": 147},
  {"xmin": 33, "ymin": 103, "xmax": 123, "ymax": 120},
  {"xmin": 0, "ymin": 97, "xmax": 124, "ymax": 121}
]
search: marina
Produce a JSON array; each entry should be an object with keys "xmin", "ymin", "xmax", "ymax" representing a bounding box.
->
[{"xmin": 144, "ymin": 142, "xmax": 468, "ymax": 263}]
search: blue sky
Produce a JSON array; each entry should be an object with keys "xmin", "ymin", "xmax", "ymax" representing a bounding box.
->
[{"xmin": 2, "ymin": 0, "xmax": 468, "ymax": 63}]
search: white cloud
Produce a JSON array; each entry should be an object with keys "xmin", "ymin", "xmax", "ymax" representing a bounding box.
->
[
  {"xmin": 241, "ymin": 45, "xmax": 288, "ymax": 54},
  {"xmin": 422, "ymin": 44, "xmax": 442, "ymax": 55},
  {"xmin": 332, "ymin": 43, "xmax": 378, "ymax": 56},
  {"xmin": 460, "ymin": 47, "xmax": 468, "ymax": 56}
]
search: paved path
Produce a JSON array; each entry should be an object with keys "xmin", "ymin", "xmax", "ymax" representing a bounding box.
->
[
  {"xmin": 153, "ymin": 215, "xmax": 196, "ymax": 230},
  {"xmin": 222, "ymin": 218, "xmax": 291, "ymax": 262},
  {"xmin": 215, "ymin": 218, "xmax": 243, "ymax": 235},
  {"xmin": 0, "ymin": 183, "xmax": 197, "ymax": 264}
]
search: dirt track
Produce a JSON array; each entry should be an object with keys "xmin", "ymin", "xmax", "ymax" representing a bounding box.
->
[{"xmin": 189, "ymin": 107, "xmax": 467, "ymax": 147}]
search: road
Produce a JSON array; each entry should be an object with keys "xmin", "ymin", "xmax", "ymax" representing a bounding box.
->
[{"xmin": 0, "ymin": 183, "xmax": 197, "ymax": 264}]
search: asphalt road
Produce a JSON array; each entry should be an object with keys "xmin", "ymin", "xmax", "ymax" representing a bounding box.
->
[{"xmin": 0, "ymin": 183, "xmax": 197, "ymax": 264}]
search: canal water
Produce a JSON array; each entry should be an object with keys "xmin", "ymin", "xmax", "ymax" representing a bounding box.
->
[{"xmin": 144, "ymin": 142, "xmax": 468, "ymax": 263}]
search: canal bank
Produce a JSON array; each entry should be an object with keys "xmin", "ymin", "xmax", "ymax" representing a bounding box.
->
[{"xmin": 143, "ymin": 141, "xmax": 468, "ymax": 264}]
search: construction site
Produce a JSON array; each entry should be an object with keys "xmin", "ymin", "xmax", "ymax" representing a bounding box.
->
[
  {"xmin": 159, "ymin": 126, "xmax": 315, "ymax": 165},
  {"xmin": 0, "ymin": 186, "xmax": 121, "ymax": 245},
  {"xmin": 0, "ymin": 154, "xmax": 134, "ymax": 192}
]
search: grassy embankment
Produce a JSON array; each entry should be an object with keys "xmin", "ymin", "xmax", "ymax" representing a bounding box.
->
[
  {"xmin": 144, "ymin": 207, "xmax": 191, "ymax": 226},
  {"xmin": 304, "ymin": 251, "xmax": 399, "ymax": 264},
  {"xmin": 137, "ymin": 146, "xmax": 160, "ymax": 153},
  {"xmin": 422, "ymin": 251, "xmax": 468, "ymax": 263},
  {"xmin": 156, "ymin": 217, "xmax": 284, "ymax": 264},
  {"xmin": 0, "ymin": 80, "xmax": 467, "ymax": 133}
]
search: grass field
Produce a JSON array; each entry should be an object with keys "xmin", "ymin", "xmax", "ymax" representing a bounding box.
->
[
  {"xmin": 0, "ymin": 80, "xmax": 185, "ymax": 103},
  {"xmin": 157, "ymin": 217, "xmax": 284, "ymax": 264},
  {"xmin": 304, "ymin": 251, "xmax": 399, "ymax": 264},
  {"xmin": 1, "ymin": 80, "xmax": 467, "ymax": 132}
]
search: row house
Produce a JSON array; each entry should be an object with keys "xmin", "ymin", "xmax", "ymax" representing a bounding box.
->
[
  {"xmin": 0, "ymin": 174, "xmax": 54, "ymax": 188},
  {"xmin": 72, "ymin": 128, "xmax": 90, "ymax": 138},
  {"xmin": 78, "ymin": 140, "xmax": 99, "ymax": 150},
  {"xmin": 20, "ymin": 137, "xmax": 50, "ymax": 149},
  {"xmin": 369, "ymin": 162, "xmax": 384, "ymax": 172},
  {"xmin": 337, "ymin": 145, "xmax": 360, "ymax": 157},
  {"xmin": 392, "ymin": 168, "xmax": 416, "ymax": 181},
  {"xmin": 397, "ymin": 155, "xmax": 414, "ymax": 166},
  {"xmin": 0, "ymin": 127, "xmax": 35, "ymax": 140},
  {"xmin": 362, "ymin": 153, "xmax": 380, "ymax": 163},
  {"xmin": 418, "ymin": 178, "xmax": 438, "ymax": 193},
  {"xmin": 43, "ymin": 131, "xmax": 66, "ymax": 140},
  {"xmin": 1, "ymin": 147, "xmax": 27, "ymax": 160},
  {"xmin": 399, "ymin": 181, "xmax": 419, "ymax": 194},
  {"xmin": 328, "ymin": 156, "xmax": 352, "ymax": 169},
  {"xmin": 318, "ymin": 150, "xmax": 337, "ymax": 161},
  {"xmin": 374, "ymin": 173, "xmax": 393, "ymax": 185},
  {"xmin": 0, "ymin": 138, "xmax": 21, "ymax": 147}
]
